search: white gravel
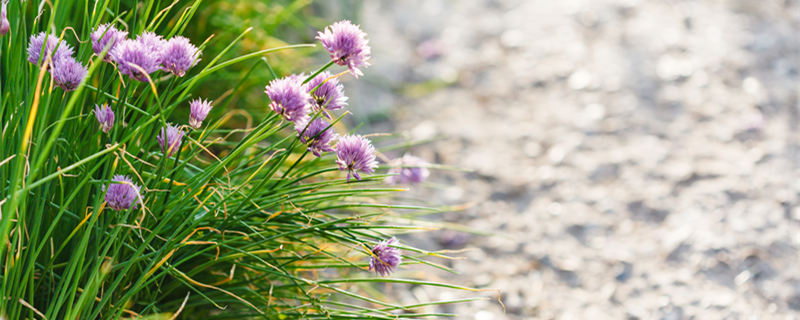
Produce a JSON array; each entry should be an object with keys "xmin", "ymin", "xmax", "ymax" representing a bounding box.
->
[{"xmin": 348, "ymin": 0, "xmax": 800, "ymax": 318}]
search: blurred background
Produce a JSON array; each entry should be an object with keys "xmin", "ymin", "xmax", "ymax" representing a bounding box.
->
[
  {"xmin": 195, "ymin": 0, "xmax": 800, "ymax": 318},
  {"xmin": 346, "ymin": 0, "xmax": 800, "ymax": 319}
]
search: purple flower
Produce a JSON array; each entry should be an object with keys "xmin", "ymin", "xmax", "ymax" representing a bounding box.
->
[
  {"xmin": 94, "ymin": 104, "xmax": 115, "ymax": 133},
  {"xmin": 27, "ymin": 32, "xmax": 74, "ymax": 66},
  {"xmin": 189, "ymin": 98, "xmax": 213, "ymax": 129},
  {"xmin": 385, "ymin": 155, "xmax": 430, "ymax": 185},
  {"xmin": 0, "ymin": 1, "xmax": 9, "ymax": 36},
  {"xmin": 51, "ymin": 56, "xmax": 87, "ymax": 91},
  {"xmin": 316, "ymin": 20, "xmax": 371, "ymax": 78},
  {"xmin": 306, "ymin": 71, "xmax": 347, "ymax": 115},
  {"xmin": 112, "ymin": 39, "xmax": 161, "ymax": 82},
  {"xmin": 296, "ymin": 118, "xmax": 336, "ymax": 157},
  {"xmin": 104, "ymin": 175, "xmax": 142, "ymax": 211},
  {"xmin": 156, "ymin": 124, "xmax": 184, "ymax": 157},
  {"xmin": 335, "ymin": 134, "xmax": 378, "ymax": 181},
  {"xmin": 265, "ymin": 75, "xmax": 310, "ymax": 123},
  {"xmin": 91, "ymin": 23, "xmax": 127, "ymax": 61},
  {"xmin": 369, "ymin": 237, "xmax": 402, "ymax": 277},
  {"xmin": 137, "ymin": 31, "xmax": 166, "ymax": 54},
  {"xmin": 160, "ymin": 36, "xmax": 200, "ymax": 77}
]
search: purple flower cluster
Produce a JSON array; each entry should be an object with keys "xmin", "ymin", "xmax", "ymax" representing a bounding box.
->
[
  {"xmin": 265, "ymin": 75, "xmax": 310, "ymax": 123},
  {"xmin": 91, "ymin": 23, "xmax": 127, "ymax": 60},
  {"xmin": 27, "ymin": 32, "xmax": 74, "ymax": 66},
  {"xmin": 189, "ymin": 98, "xmax": 213, "ymax": 129},
  {"xmin": 157, "ymin": 124, "xmax": 184, "ymax": 157},
  {"xmin": 257, "ymin": 21, "xmax": 386, "ymax": 184},
  {"xmin": 91, "ymin": 24, "xmax": 201, "ymax": 81},
  {"xmin": 296, "ymin": 118, "xmax": 336, "ymax": 157},
  {"xmin": 0, "ymin": 1, "xmax": 9, "ymax": 36},
  {"xmin": 112, "ymin": 38, "xmax": 162, "ymax": 82},
  {"xmin": 104, "ymin": 175, "xmax": 142, "ymax": 211},
  {"xmin": 160, "ymin": 36, "xmax": 200, "ymax": 77},
  {"xmin": 94, "ymin": 104, "xmax": 115, "ymax": 133},
  {"xmin": 385, "ymin": 155, "xmax": 430, "ymax": 185},
  {"xmin": 335, "ymin": 135, "xmax": 378, "ymax": 182},
  {"xmin": 27, "ymin": 32, "xmax": 87, "ymax": 92},
  {"xmin": 369, "ymin": 237, "xmax": 402, "ymax": 276},
  {"xmin": 316, "ymin": 20, "xmax": 371, "ymax": 78},
  {"xmin": 306, "ymin": 71, "xmax": 347, "ymax": 114},
  {"xmin": 137, "ymin": 32, "xmax": 165, "ymax": 53},
  {"xmin": 52, "ymin": 57, "xmax": 88, "ymax": 91}
]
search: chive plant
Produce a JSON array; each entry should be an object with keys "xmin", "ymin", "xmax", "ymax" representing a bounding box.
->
[{"xmin": 0, "ymin": 0, "xmax": 482, "ymax": 319}]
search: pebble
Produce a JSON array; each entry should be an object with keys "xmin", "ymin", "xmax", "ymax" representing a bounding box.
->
[{"xmin": 354, "ymin": 0, "xmax": 800, "ymax": 318}]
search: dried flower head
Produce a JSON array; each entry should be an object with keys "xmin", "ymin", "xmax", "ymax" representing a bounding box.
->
[
  {"xmin": 94, "ymin": 104, "xmax": 115, "ymax": 133},
  {"xmin": 296, "ymin": 118, "xmax": 336, "ymax": 157},
  {"xmin": 156, "ymin": 124, "xmax": 184, "ymax": 157},
  {"xmin": 265, "ymin": 75, "xmax": 310, "ymax": 123},
  {"xmin": 189, "ymin": 98, "xmax": 213, "ymax": 129},
  {"xmin": 91, "ymin": 23, "xmax": 127, "ymax": 61},
  {"xmin": 385, "ymin": 155, "xmax": 430, "ymax": 185},
  {"xmin": 51, "ymin": 56, "xmax": 87, "ymax": 91},
  {"xmin": 104, "ymin": 175, "xmax": 142, "ymax": 211},
  {"xmin": 369, "ymin": 237, "xmax": 402, "ymax": 277},
  {"xmin": 316, "ymin": 20, "xmax": 371, "ymax": 78},
  {"xmin": 112, "ymin": 39, "xmax": 161, "ymax": 82},
  {"xmin": 306, "ymin": 71, "xmax": 347, "ymax": 115},
  {"xmin": 27, "ymin": 32, "xmax": 74, "ymax": 66},
  {"xmin": 335, "ymin": 134, "xmax": 378, "ymax": 181},
  {"xmin": 160, "ymin": 36, "xmax": 200, "ymax": 77},
  {"xmin": 0, "ymin": 1, "xmax": 9, "ymax": 36}
]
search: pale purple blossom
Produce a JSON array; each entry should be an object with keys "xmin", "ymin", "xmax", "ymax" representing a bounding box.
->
[
  {"xmin": 137, "ymin": 31, "xmax": 166, "ymax": 55},
  {"xmin": 104, "ymin": 175, "xmax": 142, "ymax": 211},
  {"xmin": 91, "ymin": 23, "xmax": 127, "ymax": 60},
  {"xmin": 385, "ymin": 155, "xmax": 430, "ymax": 185},
  {"xmin": 305, "ymin": 71, "xmax": 347, "ymax": 115},
  {"xmin": 160, "ymin": 36, "xmax": 200, "ymax": 77},
  {"xmin": 265, "ymin": 75, "xmax": 310, "ymax": 123},
  {"xmin": 94, "ymin": 104, "xmax": 115, "ymax": 133},
  {"xmin": 295, "ymin": 118, "xmax": 336, "ymax": 157},
  {"xmin": 369, "ymin": 237, "xmax": 402, "ymax": 277},
  {"xmin": 156, "ymin": 124, "xmax": 184, "ymax": 157},
  {"xmin": 51, "ymin": 56, "xmax": 87, "ymax": 91},
  {"xmin": 316, "ymin": 20, "xmax": 371, "ymax": 78},
  {"xmin": 112, "ymin": 39, "xmax": 161, "ymax": 82},
  {"xmin": 335, "ymin": 134, "xmax": 378, "ymax": 181},
  {"xmin": 27, "ymin": 32, "xmax": 74, "ymax": 66},
  {"xmin": 189, "ymin": 98, "xmax": 213, "ymax": 129},
  {"xmin": 0, "ymin": 1, "xmax": 9, "ymax": 36}
]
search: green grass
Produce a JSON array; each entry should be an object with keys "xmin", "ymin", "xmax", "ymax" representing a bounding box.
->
[{"xmin": 0, "ymin": 0, "xmax": 481, "ymax": 318}]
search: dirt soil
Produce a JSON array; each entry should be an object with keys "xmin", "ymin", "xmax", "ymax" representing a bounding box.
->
[{"xmin": 348, "ymin": 0, "xmax": 800, "ymax": 318}]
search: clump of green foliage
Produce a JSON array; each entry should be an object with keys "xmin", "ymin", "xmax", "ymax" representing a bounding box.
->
[{"xmin": 0, "ymin": 0, "xmax": 480, "ymax": 319}]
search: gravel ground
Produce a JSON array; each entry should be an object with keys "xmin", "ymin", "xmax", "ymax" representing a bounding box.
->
[{"xmin": 347, "ymin": 0, "xmax": 800, "ymax": 319}]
